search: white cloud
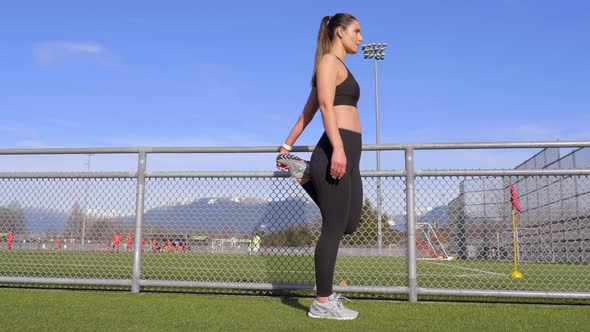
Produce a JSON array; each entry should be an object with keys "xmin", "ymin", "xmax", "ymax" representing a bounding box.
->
[
  {"xmin": 13, "ymin": 140, "xmax": 49, "ymax": 148},
  {"xmin": 0, "ymin": 125, "xmax": 36, "ymax": 137},
  {"xmin": 112, "ymin": 137, "xmax": 278, "ymax": 172},
  {"xmin": 509, "ymin": 123, "xmax": 561, "ymax": 141},
  {"xmin": 390, "ymin": 121, "xmax": 585, "ymax": 145},
  {"xmin": 34, "ymin": 41, "xmax": 107, "ymax": 65}
]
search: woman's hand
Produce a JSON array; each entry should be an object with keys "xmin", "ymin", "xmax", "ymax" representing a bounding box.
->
[{"xmin": 330, "ymin": 147, "xmax": 346, "ymax": 180}]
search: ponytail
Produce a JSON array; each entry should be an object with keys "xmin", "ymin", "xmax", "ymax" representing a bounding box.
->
[{"xmin": 312, "ymin": 16, "xmax": 332, "ymax": 86}]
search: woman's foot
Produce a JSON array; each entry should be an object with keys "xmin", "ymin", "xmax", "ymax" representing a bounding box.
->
[
  {"xmin": 307, "ymin": 293, "xmax": 359, "ymax": 320},
  {"xmin": 276, "ymin": 153, "xmax": 311, "ymax": 184}
]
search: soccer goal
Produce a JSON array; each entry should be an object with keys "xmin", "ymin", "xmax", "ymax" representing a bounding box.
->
[{"xmin": 416, "ymin": 222, "xmax": 452, "ymax": 260}]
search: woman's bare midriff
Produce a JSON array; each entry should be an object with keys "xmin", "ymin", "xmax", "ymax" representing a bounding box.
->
[{"xmin": 334, "ymin": 105, "xmax": 362, "ymax": 133}]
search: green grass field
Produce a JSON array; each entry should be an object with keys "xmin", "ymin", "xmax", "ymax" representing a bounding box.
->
[
  {"xmin": 0, "ymin": 288, "xmax": 588, "ymax": 331},
  {"xmin": 1, "ymin": 249, "xmax": 589, "ymax": 294}
]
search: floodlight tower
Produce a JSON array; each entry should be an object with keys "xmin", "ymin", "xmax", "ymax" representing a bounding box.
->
[{"xmin": 362, "ymin": 43, "xmax": 387, "ymax": 252}]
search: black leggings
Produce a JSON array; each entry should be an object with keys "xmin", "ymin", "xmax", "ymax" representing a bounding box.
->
[{"xmin": 302, "ymin": 128, "xmax": 363, "ymax": 297}]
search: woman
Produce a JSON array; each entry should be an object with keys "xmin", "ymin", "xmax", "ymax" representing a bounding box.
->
[{"xmin": 277, "ymin": 13, "xmax": 363, "ymax": 320}]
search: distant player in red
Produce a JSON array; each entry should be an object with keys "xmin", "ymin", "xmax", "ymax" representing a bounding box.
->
[
  {"xmin": 55, "ymin": 237, "xmax": 61, "ymax": 250},
  {"xmin": 112, "ymin": 233, "xmax": 122, "ymax": 253},
  {"xmin": 151, "ymin": 239, "xmax": 158, "ymax": 252},
  {"xmin": 167, "ymin": 240, "xmax": 173, "ymax": 252},
  {"xmin": 141, "ymin": 239, "xmax": 146, "ymax": 251},
  {"xmin": 6, "ymin": 231, "xmax": 15, "ymax": 250},
  {"xmin": 126, "ymin": 233, "xmax": 133, "ymax": 252}
]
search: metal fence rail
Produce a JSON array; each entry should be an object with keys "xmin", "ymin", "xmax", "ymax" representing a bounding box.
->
[{"xmin": 1, "ymin": 142, "xmax": 589, "ymax": 302}]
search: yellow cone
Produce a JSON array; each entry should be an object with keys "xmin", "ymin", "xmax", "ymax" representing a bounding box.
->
[{"xmin": 510, "ymin": 270, "xmax": 523, "ymax": 279}]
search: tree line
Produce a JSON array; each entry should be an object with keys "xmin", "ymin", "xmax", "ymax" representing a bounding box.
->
[{"xmin": 263, "ymin": 199, "xmax": 406, "ymax": 247}]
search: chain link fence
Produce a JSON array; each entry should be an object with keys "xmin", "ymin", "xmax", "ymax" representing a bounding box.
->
[{"xmin": 1, "ymin": 144, "xmax": 589, "ymax": 301}]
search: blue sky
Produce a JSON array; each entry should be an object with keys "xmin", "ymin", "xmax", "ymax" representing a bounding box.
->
[{"xmin": 1, "ymin": 0, "xmax": 588, "ymax": 172}]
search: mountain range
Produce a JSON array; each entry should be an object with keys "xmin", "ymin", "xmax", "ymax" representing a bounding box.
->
[
  {"xmin": 17, "ymin": 199, "xmax": 452, "ymax": 237},
  {"xmin": 389, "ymin": 205, "xmax": 450, "ymax": 231},
  {"xmin": 17, "ymin": 196, "xmax": 321, "ymax": 237},
  {"xmin": 141, "ymin": 196, "xmax": 320, "ymax": 236}
]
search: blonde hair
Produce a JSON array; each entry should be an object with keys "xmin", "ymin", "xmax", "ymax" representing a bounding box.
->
[{"xmin": 312, "ymin": 13, "xmax": 357, "ymax": 86}]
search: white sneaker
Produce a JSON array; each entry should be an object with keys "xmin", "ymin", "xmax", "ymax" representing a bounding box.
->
[
  {"xmin": 307, "ymin": 293, "xmax": 359, "ymax": 320},
  {"xmin": 276, "ymin": 153, "xmax": 311, "ymax": 184}
]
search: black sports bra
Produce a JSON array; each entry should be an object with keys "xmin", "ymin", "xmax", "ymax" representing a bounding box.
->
[{"xmin": 313, "ymin": 56, "xmax": 360, "ymax": 107}]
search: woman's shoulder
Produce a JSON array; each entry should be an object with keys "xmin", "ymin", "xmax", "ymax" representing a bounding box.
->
[
  {"xmin": 314, "ymin": 54, "xmax": 345, "ymax": 86},
  {"xmin": 319, "ymin": 53, "xmax": 341, "ymax": 65},
  {"xmin": 317, "ymin": 54, "xmax": 344, "ymax": 75}
]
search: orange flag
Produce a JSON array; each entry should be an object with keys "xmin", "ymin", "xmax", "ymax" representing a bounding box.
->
[{"xmin": 510, "ymin": 184, "xmax": 522, "ymax": 212}]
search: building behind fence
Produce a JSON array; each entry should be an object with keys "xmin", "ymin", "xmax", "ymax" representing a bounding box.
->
[{"xmin": 448, "ymin": 148, "xmax": 590, "ymax": 264}]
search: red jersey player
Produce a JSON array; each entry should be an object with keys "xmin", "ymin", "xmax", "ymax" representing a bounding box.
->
[
  {"xmin": 6, "ymin": 231, "xmax": 15, "ymax": 250},
  {"xmin": 126, "ymin": 233, "xmax": 133, "ymax": 252},
  {"xmin": 112, "ymin": 233, "xmax": 122, "ymax": 253}
]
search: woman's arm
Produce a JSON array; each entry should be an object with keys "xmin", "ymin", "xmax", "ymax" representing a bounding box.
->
[{"xmin": 279, "ymin": 87, "xmax": 320, "ymax": 155}]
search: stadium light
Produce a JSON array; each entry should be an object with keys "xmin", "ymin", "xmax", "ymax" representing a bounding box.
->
[{"xmin": 362, "ymin": 42, "xmax": 387, "ymax": 252}]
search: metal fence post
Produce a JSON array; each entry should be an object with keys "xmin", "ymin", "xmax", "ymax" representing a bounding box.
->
[
  {"xmin": 405, "ymin": 147, "xmax": 418, "ymax": 302},
  {"xmin": 131, "ymin": 151, "xmax": 147, "ymax": 293}
]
